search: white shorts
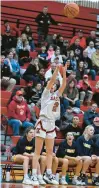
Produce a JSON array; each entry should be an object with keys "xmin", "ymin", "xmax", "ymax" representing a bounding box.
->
[{"xmin": 35, "ymin": 118, "xmax": 56, "ymax": 139}]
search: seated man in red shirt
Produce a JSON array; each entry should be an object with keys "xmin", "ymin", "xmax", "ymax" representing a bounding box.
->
[
  {"xmin": 70, "ymin": 30, "xmax": 86, "ymax": 49},
  {"xmin": 8, "ymin": 90, "xmax": 34, "ymax": 135}
]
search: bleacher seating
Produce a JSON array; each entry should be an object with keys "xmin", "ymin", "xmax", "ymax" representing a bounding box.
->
[{"xmin": 1, "ymin": 1, "xmax": 98, "ymax": 43}]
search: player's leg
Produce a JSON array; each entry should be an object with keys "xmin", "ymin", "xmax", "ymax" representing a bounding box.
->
[
  {"xmin": 92, "ymin": 157, "xmax": 99, "ymax": 185},
  {"xmin": 12, "ymin": 155, "xmax": 32, "ymax": 185},
  {"xmin": 68, "ymin": 158, "xmax": 83, "ymax": 185},
  {"xmin": 80, "ymin": 156, "xmax": 92, "ymax": 185},
  {"xmin": 58, "ymin": 158, "xmax": 68, "ymax": 185},
  {"xmin": 31, "ymin": 136, "xmax": 44, "ymax": 185},
  {"xmin": 43, "ymin": 137, "xmax": 59, "ymax": 184}
]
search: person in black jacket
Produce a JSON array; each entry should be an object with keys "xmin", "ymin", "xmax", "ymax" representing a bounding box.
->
[
  {"xmin": 11, "ymin": 127, "xmax": 46, "ymax": 185},
  {"xmin": 76, "ymin": 125, "xmax": 99, "ymax": 186},
  {"xmin": 56, "ymin": 132, "xmax": 83, "ymax": 185},
  {"xmin": 35, "ymin": 6, "xmax": 60, "ymax": 43},
  {"xmin": 69, "ymin": 38, "xmax": 83, "ymax": 61},
  {"xmin": 81, "ymin": 50, "xmax": 96, "ymax": 80},
  {"xmin": 23, "ymin": 58, "xmax": 40, "ymax": 84},
  {"xmin": 1, "ymin": 55, "xmax": 16, "ymax": 91}
]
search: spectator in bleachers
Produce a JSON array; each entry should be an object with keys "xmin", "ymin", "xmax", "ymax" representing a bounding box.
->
[
  {"xmin": 51, "ymin": 49, "xmax": 63, "ymax": 64},
  {"xmin": 61, "ymin": 40, "xmax": 70, "ymax": 56},
  {"xmin": 83, "ymin": 103, "xmax": 99, "ymax": 127},
  {"xmin": 1, "ymin": 55, "xmax": 16, "ymax": 91},
  {"xmin": 31, "ymin": 83, "xmax": 43, "ymax": 104},
  {"xmin": 46, "ymin": 34, "xmax": 57, "ymax": 47},
  {"xmin": 8, "ymin": 90, "xmax": 34, "ymax": 135},
  {"xmin": 69, "ymin": 38, "xmax": 83, "ymax": 61},
  {"xmin": 86, "ymin": 31, "xmax": 97, "ymax": 46},
  {"xmin": 92, "ymin": 117, "xmax": 99, "ymax": 135},
  {"xmin": 66, "ymin": 50, "xmax": 77, "ymax": 71},
  {"xmin": 63, "ymin": 116, "xmax": 82, "ymax": 139},
  {"xmin": 63, "ymin": 79, "xmax": 80, "ymax": 110},
  {"xmin": 38, "ymin": 45, "xmax": 49, "ymax": 68},
  {"xmin": 35, "ymin": 6, "xmax": 60, "ymax": 44},
  {"xmin": 37, "ymin": 67, "xmax": 45, "ymax": 86},
  {"xmin": 82, "ymin": 50, "xmax": 96, "ymax": 80},
  {"xmin": 11, "ymin": 127, "xmax": 46, "ymax": 185},
  {"xmin": 2, "ymin": 19, "xmax": 20, "ymax": 50},
  {"xmin": 85, "ymin": 41, "xmax": 96, "ymax": 59},
  {"xmin": 38, "ymin": 46, "xmax": 48, "ymax": 60},
  {"xmin": 76, "ymin": 61, "xmax": 85, "ymax": 82},
  {"xmin": 16, "ymin": 33, "xmax": 30, "ymax": 65},
  {"xmin": 56, "ymin": 132, "xmax": 83, "ymax": 185},
  {"xmin": 23, "ymin": 58, "xmax": 40, "ymax": 84},
  {"xmin": 91, "ymin": 46, "xmax": 99, "ymax": 74},
  {"xmin": 67, "ymin": 71, "xmax": 77, "ymax": 85},
  {"xmin": 4, "ymin": 50, "xmax": 20, "ymax": 84},
  {"xmin": 10, "ymin": 48, "xmax": 18, "ymax": 61},
  {"xmin": 92, "ymin": 81, "xmax": 99, "ymax": 106},
  {"xmin": 47, "ymin": 44, "xmax": 55, "ymax": 61},
  {"xmin": 60, "ymin": 106, "xmax": 73, "ymax": 131},
  {"xmin": 22, "ymin": 24, "xmax": 35, "ymax": 51},
  {"xmin": 70, "ymin": 30, "xmax": 86, "ymax": 49},
  {"xmin": 57, "ymin": 36, "xmax": 64, "ymax": 48},
  {"xmin": 45, "ymin": 62, "xmax": 62, "ymax": 85},
  {"xmin": 76, "ymin": 125, "xmax": 99, "ymax": 186},
  {"xmin": 77, "ymin": 74, "xmax": 93, "ymax": 105}
]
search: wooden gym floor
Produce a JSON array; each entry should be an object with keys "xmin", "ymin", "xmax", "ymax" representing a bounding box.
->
[{"xmin": 1, "ymin": 183, "xmax": 98, "ymax": 188}]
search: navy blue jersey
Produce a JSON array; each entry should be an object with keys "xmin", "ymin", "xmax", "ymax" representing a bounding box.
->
[
  {"xmin": 56, "ymin": 140, "xmax": 78, "ymax": 158},
  {"xmin": 12, "ymin": 136, "xmax": 35, "ymax": 155},
  {"xmin": 76, "ymin": 135, "xmax": 93, "ymax": 156}
]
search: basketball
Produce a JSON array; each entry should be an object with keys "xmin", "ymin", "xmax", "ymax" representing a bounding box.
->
[{"xmin": 64, "ymin": 3, "xmax": 79, "ymax": 18}]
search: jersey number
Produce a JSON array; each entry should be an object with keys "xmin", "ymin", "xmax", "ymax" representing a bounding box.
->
[{"xmin": 52, "ymin": 102, "xmax": 59, "ymax": 112}]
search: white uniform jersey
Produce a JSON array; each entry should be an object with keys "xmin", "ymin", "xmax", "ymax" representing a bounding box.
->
[{"xmin": 40, "ymin": 88, "xmax": 60, "ymax": 121}]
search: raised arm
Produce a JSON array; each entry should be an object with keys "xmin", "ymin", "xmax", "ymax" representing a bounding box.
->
[
  {"xmin": 58, "ymin": 64, "xmax": 67, "ymax": 96},
  {"xmin": 46, "ymin": 66, "xmax": 59, "ymax": 90}
]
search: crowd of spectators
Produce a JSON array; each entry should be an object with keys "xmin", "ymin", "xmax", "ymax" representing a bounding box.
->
[{"xmin": 1, "ymin": 6, "xmax": 99, "ymax": 186}]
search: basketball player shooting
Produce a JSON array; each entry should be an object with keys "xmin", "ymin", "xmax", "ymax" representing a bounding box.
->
[{"xmin": 31, "ymin": 64, "xmax": 67, "ymax": 185}]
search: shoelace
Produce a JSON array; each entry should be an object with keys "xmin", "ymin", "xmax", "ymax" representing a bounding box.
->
[
  {"xmin": 48, "ymin": 174, "xmax": 54, "ymax": 180},
  {"xmin": 32, "ymin": 176, "xmax": 38, "ymax": 181}
]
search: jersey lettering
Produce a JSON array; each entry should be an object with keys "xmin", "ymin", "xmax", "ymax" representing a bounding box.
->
[{"xmin": 52, "ymin": 102, "xmax": 59, "ymax": 112}]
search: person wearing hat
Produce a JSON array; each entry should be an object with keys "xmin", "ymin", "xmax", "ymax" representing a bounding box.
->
[
  {"xmin": 8, "ymin": 90, "xmax": 34, "ymax": 135},
  {"xmin": 91, "ymin": 46, "xmax": 99, "ymax": 73},
  {"xmin": 70, "ymin": 30, "xmax": 86, "ymax": 49},
  {"xmin": 77, "ymin": 74, "xmax": 93, "ymax": 105}
]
